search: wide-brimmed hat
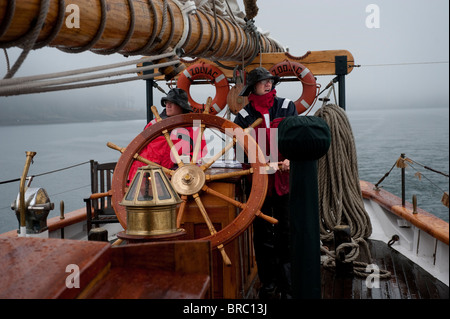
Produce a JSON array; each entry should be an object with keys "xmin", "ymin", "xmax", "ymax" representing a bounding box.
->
[
  {"xmin": 161, "ymin": 88, "xmax": 193, "ymax": 112},
  {"xmin": 239, "ymin": 67, "xmax": 280, "ymax": 96}
]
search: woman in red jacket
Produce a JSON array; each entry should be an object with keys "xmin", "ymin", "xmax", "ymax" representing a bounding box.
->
[
  {"xmin": 128, "ymin": 88, "xmax": 206, "ymax": 184},
  {"xmin": 234, "ymin": 67, "xmax": 298, "ymax": 299}
]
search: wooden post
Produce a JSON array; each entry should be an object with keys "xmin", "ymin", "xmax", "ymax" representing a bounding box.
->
[
  {"xmin": 334, "ymin": 225, "xmax": 353, "ymax": 277},
  {"xmin": 335, "ymin": 56, "xmax": 347, "ymax": 110}
]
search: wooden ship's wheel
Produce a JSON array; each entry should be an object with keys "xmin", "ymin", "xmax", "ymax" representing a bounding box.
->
[{"xmin": 110, "ymin": 107, "xmax": 276, "ymax": 263}]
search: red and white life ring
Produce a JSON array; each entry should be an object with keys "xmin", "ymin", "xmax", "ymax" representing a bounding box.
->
[
  {"xmin": 269, "ymin": 61, "xmax": 318, "ymax": 115},
  {"xmin": 177, "ymin": 63, "xmax": 229, "ymax": 115}
]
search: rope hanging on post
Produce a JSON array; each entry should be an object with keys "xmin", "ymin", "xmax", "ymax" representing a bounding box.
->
[
  {"xmin": 315, "ymin": 104, "xmax": 372, "ymax": 241},
  {"xmin": 314, "ymin": 104, "xmax": 390, "ymax": 280}
]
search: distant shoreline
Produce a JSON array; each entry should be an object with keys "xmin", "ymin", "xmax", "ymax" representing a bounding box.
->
[{"xmin": 0, "ymin": 116, "xmax": 145, "ymax": 126}]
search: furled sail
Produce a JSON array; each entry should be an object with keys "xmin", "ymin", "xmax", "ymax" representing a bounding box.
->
[{"xmin": 0, "ymin": 0, "xmax": 284, "ymax": 61}]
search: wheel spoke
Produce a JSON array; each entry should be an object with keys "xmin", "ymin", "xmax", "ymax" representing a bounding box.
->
[
  {"xmin": 176, "ymin": 195, "xmax": 188, "ymax": 228},
  {"xmin": 200, "ymin": 137, "xmax": 236, "ymax": 171},
  {"xmin": 202, "ymin": 185, "xmax": 278, "ymax": 224},
  {"xmin": 200, "ymin": 118, "xmax": 263, "ymax": 171},
  {"xmin": 202, "ymin": 97, "xmax": 212, "ymax": 114},
  {"xmin": 151, "ymin": 106, "xmax": 185, "ymax": 167},
  {"xmin": 191, "ymin": 98, "xmax": 211, "ymax": 164},
  {"xmin": 192, "ymin": 193, "xmax": 232, "ymax": 266},
  {"xmin": 205, "ymin": 168, "xmax": 253, "ymax": 182},
  {"xmin": 107, "ymin": 141, "xmax": 174, "ymax": 176}
]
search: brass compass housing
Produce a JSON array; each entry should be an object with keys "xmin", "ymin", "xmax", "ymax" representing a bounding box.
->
[{"xmin": 120, "ymin": 164, "xmax": 182, "ymax": 236}]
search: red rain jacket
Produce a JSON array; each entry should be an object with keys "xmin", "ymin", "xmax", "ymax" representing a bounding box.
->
[{"xmin": 127, "ymin": 120, "xmax": 207, "ymax": 184}]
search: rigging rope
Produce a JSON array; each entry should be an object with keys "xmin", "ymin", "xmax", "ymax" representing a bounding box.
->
[
  {"xmin": 0, "ymin": 160, "xmax": 90, "ymax": 185},
  {"xmin": 376, "ymin": 155, "xmax": 449, "ymax": 208},
  {"xmin": 0, "ymin": 51, "xmax": 179, "ymax": 96},
  {"xmin": 359, "ymin": 61, "xmax": 449, "ymax": 67}
]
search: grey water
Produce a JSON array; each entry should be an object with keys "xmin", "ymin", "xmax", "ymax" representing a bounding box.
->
[{"xmin": 0, "ymin": 107, "xmax": 448, "ymax": 235}]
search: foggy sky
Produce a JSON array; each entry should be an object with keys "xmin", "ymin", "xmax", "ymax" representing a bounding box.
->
[{"xmin": 0, "ymin": 0, "xmax": 448, "ymax": 118}]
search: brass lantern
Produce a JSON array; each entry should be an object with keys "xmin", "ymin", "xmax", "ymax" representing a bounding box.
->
[{"xmin": 120, "ymin": 164, "xmax": 183, "ymax": 237}]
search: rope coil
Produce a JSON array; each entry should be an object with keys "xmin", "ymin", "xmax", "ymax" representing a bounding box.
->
[
  {"xmin": 321, "ymin": 239, "xmax": 392, "ymax": 280},
  {"xmin": 315, "ymin": 104, "xmax": 392, "ymax": 280},
  {"xmin": 315, "ymin": 104, "xmax": 372, "ymax": 241}
]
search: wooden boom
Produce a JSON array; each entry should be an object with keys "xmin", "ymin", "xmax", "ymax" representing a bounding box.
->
[{"xmin": 0, "ymin": 0, "xmax": 284, "ymax": 61}]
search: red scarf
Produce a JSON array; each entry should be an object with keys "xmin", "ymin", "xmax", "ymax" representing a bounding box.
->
[
  {"xmin": 248, "ymin": 89, "xmax": 277, "ymax": 121},
  {"xmin": 248, "ymin": 89, "xmax": 288, "ymax": 196}
]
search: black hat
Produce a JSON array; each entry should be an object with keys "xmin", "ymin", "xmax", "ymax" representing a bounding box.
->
[
  {"xmin": 161, "ymin": 88, "xmax": 193, "ymax": 112},
  {"xmin": 239, "ymin": 67, "xmax": 280, "ymax": 96}
]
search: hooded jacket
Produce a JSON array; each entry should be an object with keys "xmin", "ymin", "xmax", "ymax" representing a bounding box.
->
[
  {"xmin": 127, "ymin": 118, "xmax": 207, "ymax": 184},
  {"xmin": 234, "ymin": 94, "xmax": 298, "ymax": 196}
]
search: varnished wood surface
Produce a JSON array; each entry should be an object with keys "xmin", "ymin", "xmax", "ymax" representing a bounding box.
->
[
  {"xmin": 0, "ymin": 237, "xmax": 211, "ymax": 299},
  {"xmin": 180, "ymin": 181, "xmax": 258, "ymax": 299},
  {"xmin": 82, "ymin": 240, "xmax": 212, "ymax": 299},
  {"xmin": 0, "ymin": 237, "xmax": 111, "ymax": 299},
  {"xmin": 180, "ymin": 51, "xmax": 356, "ymax": 79},
  {"xmin": 83, "ymin": 268, "xmax": 210, "ymax": 298}
]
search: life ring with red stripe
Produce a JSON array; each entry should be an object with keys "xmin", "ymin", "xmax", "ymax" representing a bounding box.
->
[
  {"xmin": 177, "ymin": 63, "xmax": 229, "ymax": 115},
  {"xmin": 269, "ymin": 61, "xmax": 318, "ymax": 115}
]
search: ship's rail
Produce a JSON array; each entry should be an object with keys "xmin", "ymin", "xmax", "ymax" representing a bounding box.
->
[
  {"xmin": 360, "ymin": 180, "xmax": 449, "ymax": 286},
  {"xmin": 361, "ymin": 180, "xmax": 449, "ymax": 245}
]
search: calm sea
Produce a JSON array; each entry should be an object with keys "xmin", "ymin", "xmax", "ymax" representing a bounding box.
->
[{"xmin": 0, "ymin": 107, "xmax": 448, "ymax": 234}]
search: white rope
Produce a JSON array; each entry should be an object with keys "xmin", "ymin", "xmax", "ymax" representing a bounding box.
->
[
  {"xmin": 4, "ymin": 72, "xmax": 163, "ymax": 95},
  {"xmin": 0, "ymin": 60, "xmax": 179, "ymax": 96},
  {"xmin": 0, "ymin": 51, "xmax": 179, "ymax": 96},
  {"xmin": 172, "ymin": 0, "xmax": 197, "ymax": 50},
  {"xmin": 0, "ymin": 51, "xmax": 176, "ymax": 86}
]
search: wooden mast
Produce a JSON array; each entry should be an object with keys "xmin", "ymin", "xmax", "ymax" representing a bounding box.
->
[{"xmin": 0, "ymin": 0, "xmax": 284, "ymax": 61}]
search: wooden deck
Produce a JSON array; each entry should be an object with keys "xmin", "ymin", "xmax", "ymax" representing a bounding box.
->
[{"xmin": 320, "ymin": 239, "xmax": 449, "ymax": 299}]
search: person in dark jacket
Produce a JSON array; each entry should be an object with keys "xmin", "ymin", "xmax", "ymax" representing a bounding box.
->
[{"xmin": 234, "ymin": 67, "xmax": 298, "ymax": 299}]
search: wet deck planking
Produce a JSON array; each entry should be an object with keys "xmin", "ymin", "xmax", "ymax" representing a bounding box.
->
[{"xmin": 320, "ymin": 239, "xmax": 448, "ymax": 299}]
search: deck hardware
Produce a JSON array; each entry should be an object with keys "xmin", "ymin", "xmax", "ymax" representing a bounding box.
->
[
  {"xmin": 60, "ymin": 200, "xmax": 65, "ymax": 239},
  {"xmin": 60, "ymin": 200, "xmax": 65, "ymax": 219},
  {"xmin": 401, "ymin": 153, "xmax": 406, "ymax": 206},
  {"xmin": 388, "ymin": 235, "xmax": 399, "ymax": 247},
  {"xmin": 334, "ymin": 225, "xmax": 354, "ymax": 277},
  {"xmin": 412, "ymin": 195, "xmax": 418, "ymax": 214}
]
